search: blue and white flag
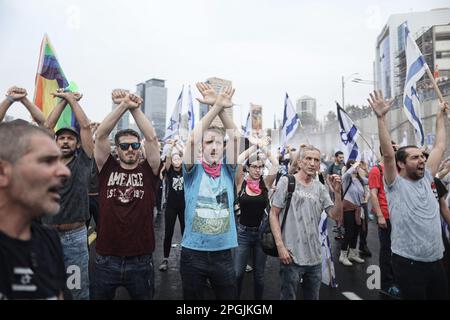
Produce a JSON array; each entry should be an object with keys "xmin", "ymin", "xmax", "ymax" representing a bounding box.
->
[
  {"xmin": 403, "ymin": 25, "xmax": 426, "ymax": 146},
  {"xmin": 280, "ymin": 93, "xmax": 300, "ymax": 149},
  {"xmin": 319, "ymin": 211, "xmax": 338, "ymax": 288},
  {"xmin": 163, "ymin": 86, "xmax": 183, "ymax": 141},
  {"xmin": 337, "ymin": 102, "xmax": 360, "ymax": 161},
  {"xmin": 242, "ymin": 112, "xmax": 251, "ymax": 138},
  {"xmin": 187, "ymin": 85, "xmax": 195, "ymax": 133}
]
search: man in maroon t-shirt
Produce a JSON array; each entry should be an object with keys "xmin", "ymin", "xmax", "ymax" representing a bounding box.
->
[
  {"xmin": 368, "ymin": 142, "xmax": 400, "ymax": 298},
  {"xmin": 92, "ymin": 89, "xmax": 160, "ymax": 300}
]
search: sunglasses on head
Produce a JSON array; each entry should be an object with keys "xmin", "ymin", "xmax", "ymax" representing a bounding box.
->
[{"xmin": 118, "ymin": 142, "xmax": 141, "ymax": 151}]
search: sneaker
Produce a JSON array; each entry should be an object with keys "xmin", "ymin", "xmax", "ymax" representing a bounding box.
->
[
  {"xmin": 359, "ymin": 245, "xmax": 372, "ymax": 257},
  {"xmin": 380, "ymin": 286, "xmax": 401, "ymax": 299},
  {"xmin": 158, "ymin": 259, "xmax": 168, "ymax": 271},
  {"xmin": 245, "ymin": 264, "xmax": 253, "ymax": 273}
]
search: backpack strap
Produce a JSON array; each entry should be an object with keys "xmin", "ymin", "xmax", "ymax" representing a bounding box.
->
[{"xmin": 280, "ymin": 174, "xmax": 296, "ymax": 231}]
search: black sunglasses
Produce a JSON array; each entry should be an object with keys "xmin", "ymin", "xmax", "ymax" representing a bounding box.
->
[{"xmin": 118, "ymin": 142, "xmax": 141, "ymax": 151}]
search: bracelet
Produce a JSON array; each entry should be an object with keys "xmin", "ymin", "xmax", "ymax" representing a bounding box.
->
[{"xmin": 5, "ymin": 95, "xmax": 14, "ymax": 103}]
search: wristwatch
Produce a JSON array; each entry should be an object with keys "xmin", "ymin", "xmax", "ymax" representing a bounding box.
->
[{"xmin": 5, "ymin": 95, "xmax": 14, "ymax": 103}]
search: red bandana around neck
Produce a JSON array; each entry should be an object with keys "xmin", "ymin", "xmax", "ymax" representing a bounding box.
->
[
  {"xmin": 245, "ymin": 177, "xmax": 262, "ymax": 195},
  {"xmin": 201, "ymin": 160, "xmax": 222, "ymax": 178}
]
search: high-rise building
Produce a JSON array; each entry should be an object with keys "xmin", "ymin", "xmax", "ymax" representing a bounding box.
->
[
  {"xmin": 374, "ymin": 8, "xmax": 450, "ymax": 99},
  {"xmin": 137, "ymin": 78, "xmax": 167, "ymax": 140},
  {"xmin": 198, "ymin": 77, "xmax": 233, "ymax": 127},
  {"xmin": 296, "ymin": 95, "xmax": 317, "ymax": 120}
]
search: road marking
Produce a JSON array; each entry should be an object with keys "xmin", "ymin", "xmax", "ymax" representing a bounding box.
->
[
  {"xmin": 342, "ymin": 292, "xmax": 363, "ymax": 300},
  {"xmin": 88, "ymin": 232, "xmax": 97, "ymax": 246}
]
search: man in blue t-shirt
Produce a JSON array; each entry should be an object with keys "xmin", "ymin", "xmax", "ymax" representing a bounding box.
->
[{"xmin": 180, "ymin": 83, "xmax": 240, "ymax": 300}]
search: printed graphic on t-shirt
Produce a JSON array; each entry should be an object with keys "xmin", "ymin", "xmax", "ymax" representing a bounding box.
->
[
  {"xmin": 192, "ymin": 174, "xmax": 230, "ymax": 235},
  {"xmin": 172, "ymin": 176, "xmax": 184, "ymax": 192},
  {"xmin": 106, "ymin": 171, "xmax": 145, "ymax": 203},
  {"xmin": 12, "ymin": 267, "xmax": 37, "ymax": 293}
]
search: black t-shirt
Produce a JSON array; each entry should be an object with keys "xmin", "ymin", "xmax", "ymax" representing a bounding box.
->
[
  {"xmin": 42, "ymin": 148, "xmax": 93, "ymax": 224},
  {"xmin": 165, "ymin": 166, "xmax": 185, "ymax": 208},
  {"xmin": 0, "ymin": 221, "xmax": 66, "ymax": 300}
]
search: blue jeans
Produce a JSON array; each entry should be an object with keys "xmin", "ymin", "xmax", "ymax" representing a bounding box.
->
[
  {"xmin": 180, "ymin": 247, "xmax": 237, "ymax": 300},
  {"xmin": 280, "ymin": 262, "xmax": 322, "ymax": 300},
  {"xmin": 234, "ymin": 223, "xmax": 267, "ymax": 299},
  {"xmin": 59, "ymin": 226, "xmax": 90, "ymax": 300},
  {"xmin": 92, "ymin": 253, "xmax": 154, "ymax": 300}
]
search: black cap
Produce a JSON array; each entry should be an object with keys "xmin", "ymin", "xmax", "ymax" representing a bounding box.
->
[{"xmin": 55, "ymin": 126, "xmax": 79, "ymax": 139}]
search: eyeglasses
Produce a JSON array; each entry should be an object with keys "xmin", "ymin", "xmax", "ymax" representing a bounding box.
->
[
  {"xmin": 249, "ymin": 165, "xmax": 263, "ymax": 170},
  {"xmin": 118, "ymin": 142, "xmax": 141, "ymax": 151}
]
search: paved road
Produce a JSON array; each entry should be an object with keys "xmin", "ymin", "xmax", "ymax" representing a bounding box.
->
[{"xmin": 89, "ymin": 211, "xmax": 387, "ymax": 300}]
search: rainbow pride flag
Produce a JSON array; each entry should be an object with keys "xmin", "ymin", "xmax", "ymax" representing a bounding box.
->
[{"xmin": 33, "ymin": 34, "xmax": 75, "ymax": 130}]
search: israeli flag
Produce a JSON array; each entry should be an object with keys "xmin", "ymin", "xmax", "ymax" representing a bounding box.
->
[
  {"xmin": 280, "ymin": 93, "xmax": 300, "ymax": 148},
  {"xmin": 403, "ymin": 25, "xmax": 426, "ymax": 146},
  {"xmin": 242, "ymin": 112, "xmax": 251, "ymax": 138},
  {"xmin": 163, "ymin": 86, "xmax": 183, "ymax": 141},
  {"xmin": 319, "ymin": 211, "xmax": 338, "ymax": 288},
  {"xmin": 337, "ymin": 102, "xmax": 360, "ymax": 161},
  {"xmin": 187, "ymin": 85, "xmax": 195, "ymax": 133}
]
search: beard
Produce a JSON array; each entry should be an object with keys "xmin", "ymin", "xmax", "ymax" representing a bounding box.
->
[
  {"xmin": 61, "ymin": 148, "xmax": 76, "ymax": 159},
  {"xmin": 119, "ymin": 153, "xmax": 138, "ymax": 165}
]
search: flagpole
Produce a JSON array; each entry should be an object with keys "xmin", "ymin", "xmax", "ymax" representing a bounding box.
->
[
  {"xmin": 299, "ymin": 123, "xmax": 311, "ymax": 145},
  {"xmin": 424, "ymin": 66, "xmax": 450, "ymax": 121},
  {"xmin": 357, "ymin": 131, "xmax": 380, "ymax": 162}
]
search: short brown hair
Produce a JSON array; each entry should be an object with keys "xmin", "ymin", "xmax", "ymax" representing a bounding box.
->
[{"xmin": 114, "ymin": 129, "xmax": 140, "ymax": 145}]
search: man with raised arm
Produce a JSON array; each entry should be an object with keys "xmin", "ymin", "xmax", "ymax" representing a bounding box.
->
[
  {"xmin": 41, "ymin": 89, "xmax": 94, "ymax": 300},
  {"xmin": 180, "ymin": 83, "xmax": 240, "ymax": 300},
  {"xmin": 92, "ymin": 89, "xmax": 160, "ymax": 300},
  {"xmin": 368, "ymin": 89, "xmax": 449, "ymax": 299}
]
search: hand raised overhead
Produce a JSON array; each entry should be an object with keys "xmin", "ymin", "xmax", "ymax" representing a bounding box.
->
[
  {"xmin": 196, "ymin": 82, "xmax": 217, "ymax": 106},
  {"xmin": 6, "ymin": 86, "xmax": 27, "ymax": 101},
  {"xmin": 215, "ymin": 86, "xmax": 235, "ymax": 109},
  {"xmin": 52, "ymin": 88, "xmax": 83, "ymax": 101},
  {"xmin": 367, "ymin": 90, "xmax": 393, "ymax": 118},
  {"xmin": 111, "ymin": 89, "xmax": 130, "ymax": 105}
]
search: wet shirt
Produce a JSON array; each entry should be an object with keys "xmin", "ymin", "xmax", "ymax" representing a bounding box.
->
[
  {"xmin": 181, "ymin": 162, "xmax": 238, "ymax": 251},
  {"xmin": 42, "ymin": 149, "xmax": 93, "ymax": 225},
  {"xmin": 96, "ymin": 155, "xmax": 157, "ymax": 256},
  {"xmin": 385, "ymin": 169, "xmax": 444, "ymax": 262},
  {"xmin": 0, "ymin": 222, "xmax": 66, "ymax": 300},
  {"xmin": 272, "ymin": 176, "xmax": 334, "ymax": 266}
]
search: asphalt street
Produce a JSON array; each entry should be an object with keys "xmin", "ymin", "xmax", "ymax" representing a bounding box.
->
[{"xmin": 89, "ymin": 210, "xmax": 387, "ymax": 300}]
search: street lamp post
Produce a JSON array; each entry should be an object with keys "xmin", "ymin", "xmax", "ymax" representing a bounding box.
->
[{"xmin": 341, "ymin": 73, "xmax": 359, "ymax": 108}]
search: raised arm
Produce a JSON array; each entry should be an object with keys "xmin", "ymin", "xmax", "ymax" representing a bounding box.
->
[
  {"xmin": 50, "ymin": 90, "xmax": 94, "ymax": 157},
  {"xmin": 128, "ymin": 93, "xmax": 160, "ymax": 175},
  {"xmin": 44, "ymin": 96, "xmax": 71, "ymax": 130},
  {"xmin": 326, "ymin": 174, "xmax": 343, "ymax": 221},
  {"xmin": 19, "ymin": 93, "xmax": 46, "ymax": 126},
  {"xmin": 94, "ymin": 89, "xmax": 130, "ymax": 171},
  {"xmin": 184, "ymin": 82, "xmax": 225, "ymax": 170},
  {"xmin": 0, "ymin": 88, "xmax": 17, "ymax": 121},
  {"xmin": 426, "ymin": 101, "xmax": 449, "ymax": 176},
  {"xmin": 368, "ymin": 90, "xmax": 397, "ymax": 185},
  {"xmin": 216, "ymin": 87, "xmax": 240, "ymax": 165},
  {"xmin": 1, "ymin": 87, "xmax": 46, "ymax": 125},
  {"xmin": 264, "ymin": 150, "xmax": 279, "ymax": 189}
]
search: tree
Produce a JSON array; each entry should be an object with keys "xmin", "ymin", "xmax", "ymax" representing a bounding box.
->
[{"xmin": 326, "ymin": 110, "xmax": 337, "ymax": 122}]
